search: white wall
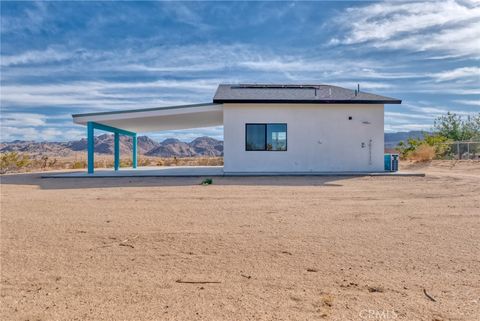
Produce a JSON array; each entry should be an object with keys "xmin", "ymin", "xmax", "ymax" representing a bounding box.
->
[{"xmin": 223, "ymin": 103, "xmax": 385, "ymax": 173}]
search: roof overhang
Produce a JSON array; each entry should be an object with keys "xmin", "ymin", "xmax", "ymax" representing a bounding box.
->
[{"xmin": 72, "ymin": 103, "xmax": 223, "ymax": 133}]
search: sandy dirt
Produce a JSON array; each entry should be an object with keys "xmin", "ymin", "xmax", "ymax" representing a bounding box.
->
[{"xmin": 1, "ymin": 161, "xmax": 479, "ymax": 321}]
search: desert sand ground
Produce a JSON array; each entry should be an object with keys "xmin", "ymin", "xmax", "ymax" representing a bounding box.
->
[{"xmin": 1, "ymin": 161, "xmax": 479, "ymax": 321}]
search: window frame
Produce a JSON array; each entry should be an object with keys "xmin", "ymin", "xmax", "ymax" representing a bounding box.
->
[{"xmin": 245, "ymin": 123, "xmax": 287, "ymax": 152}]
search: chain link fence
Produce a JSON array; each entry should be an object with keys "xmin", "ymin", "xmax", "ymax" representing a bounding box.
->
[{"xmin": 435, "ymin": 141, "xmax": 480, "ymax": 160}]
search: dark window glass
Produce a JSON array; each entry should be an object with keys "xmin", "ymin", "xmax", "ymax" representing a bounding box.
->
[
  {"xmin": 267, "ymin": 124, "xmax": 287, "ymax": 151},
  {"xmin": 246, "ymin": 123, "xmax": 287, "ymax": 151},
  {"xmin": 246, "ymin": 124, "xmax": 266, "ymax": 151}
]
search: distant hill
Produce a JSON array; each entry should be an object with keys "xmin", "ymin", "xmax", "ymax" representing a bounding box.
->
[
  {"xmin": 1, "ymin": 131, "xmax": 426, "ymax": 157},
  {"xmin": 384, "ymin": 131, "xmax": 428, "ymax": 148},
  {"xmin": 0, "ymin": 134, "xmax": 224, "ymax": 157}
]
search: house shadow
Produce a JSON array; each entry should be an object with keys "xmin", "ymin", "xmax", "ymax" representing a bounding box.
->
[{"xmin": 0, "ymin": 172, "xmax": 355, "ymax": 190}]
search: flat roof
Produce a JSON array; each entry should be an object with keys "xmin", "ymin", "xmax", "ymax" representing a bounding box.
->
[
  {"xmin": 72, "ymin": 103, "xmax": 223, "ymax": 133},
  {"xmin": 213, "ymin": 84, "xmax": 401, "ymax": 104},
  {"xmin": 72, "ymin": 103, "xmax": 220, "ymax": 118}
]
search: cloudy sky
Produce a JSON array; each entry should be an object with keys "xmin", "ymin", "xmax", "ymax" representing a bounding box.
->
[{"xmin": 1, "ymin": 0, "xmax": 479, "ymax": 142}]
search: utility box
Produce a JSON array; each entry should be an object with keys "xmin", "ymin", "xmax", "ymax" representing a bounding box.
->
[{"xmin": 384, "ymin": 154, "xmax": 399, "ymax": 172}]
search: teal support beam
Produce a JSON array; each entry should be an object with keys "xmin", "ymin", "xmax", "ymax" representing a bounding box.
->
[
  {"xmin": 87, "ymin": 122, "xmax": 94, "ymax": 174},
  {"xmin": 114, "ymin": 132, "xmax": 120, "ymax": 171},
  {"xmin": 91, "ymin": 122, "xmax": 136, "ymax": 137},
  {"xmin": 132, "ymin": 134, "xmax": 137, "ymax": 169},
  {"xmin": 86, "ymin": 122, "xmax": 136, "ymax": 172}
]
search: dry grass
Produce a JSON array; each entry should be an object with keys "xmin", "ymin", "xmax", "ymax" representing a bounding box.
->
[
  {"xmin": 0, "ymin": 153, "xmax": 223, "ymax": 173},
  {"xmin": 408, "ymin": 144, "xmax": 436, "ymax": 162}
]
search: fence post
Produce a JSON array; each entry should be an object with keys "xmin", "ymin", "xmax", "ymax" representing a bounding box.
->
[{"xmin": 457, "ymin": 142, "xmax": 460, "ymax": 159}]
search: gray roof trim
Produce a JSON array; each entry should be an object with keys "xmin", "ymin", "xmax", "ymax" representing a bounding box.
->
[
  {"xmin": 213, "ymin": 99, "xmax": 401, "ymax": 104},
  {"xmin": 72, "ymin": 103, "xmax": 221, "ymax": 118}
]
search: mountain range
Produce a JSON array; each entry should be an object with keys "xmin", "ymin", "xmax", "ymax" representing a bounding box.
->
[
  {"xmin": 0, "ymin": 131, "xmax": 427, "ymax": 157},
  {"xmin": 0, "ymin": 134, "xmax": 224, "ymax": 157}
]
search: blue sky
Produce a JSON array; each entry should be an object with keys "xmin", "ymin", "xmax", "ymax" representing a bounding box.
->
[{"xmin": 1, "ymin": 0, "xmax": 479, "ymax": 142}]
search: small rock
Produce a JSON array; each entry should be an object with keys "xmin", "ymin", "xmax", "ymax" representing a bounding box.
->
[{"xmin": 368, "ymin": 286, "xmax": 384, "ymax": 293}]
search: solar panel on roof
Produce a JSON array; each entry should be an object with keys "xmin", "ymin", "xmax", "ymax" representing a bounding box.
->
[{"xmin": 232, "ymin": 84, "xmax": 320, "ymax": 89}]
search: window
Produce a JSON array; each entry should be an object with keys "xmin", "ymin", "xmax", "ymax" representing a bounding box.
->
[
  {"xmin": 245, "ymin": 124, "xmax": 266, "ymax": 151},
  {"xmin": 246, "ymin": 123, "xmax": 287, "ymax": 151}
]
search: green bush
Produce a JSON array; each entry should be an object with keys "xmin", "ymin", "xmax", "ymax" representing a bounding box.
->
[
  {"xmin": 434, "ymin": 112, "xmax": 480, "ymax": 141},
  {"xmin": 0, "ymin": 152, "xmax": 31, "ymax": 174}
]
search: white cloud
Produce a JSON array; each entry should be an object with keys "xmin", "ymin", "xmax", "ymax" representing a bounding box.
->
[
  {"xmin": 330, "ymin": 81, "xmax": 393, "ymax": 91},
  {"xmin": 331, "ymin": 0, "xmax": 480, "ymax": 57},
  {"xmin": 1, "ymin": 48, "xmax": 73, "ymax": 67},
  {"xmin": 385, "ymin": 111, "xmax": 435, "ymax": 121},
  {"xmin": 403, "ymin": 103, "xmax": 478, "ymax": 117},
  {"xmin": 0, "ymin": 79, "xmax": 221, "ymax": 110},
  {"xmin": 384, "ymin": 123, "xmax": 433, "ymax": 132},
  {"xmin": 453, "ymin": 99, "xmax": 480, "ymax": 106},
  {"xmin": 0, "ymin": 113, "xmax": 46, "ymax": 126},
  {"xmin": 0, "ymin": 126, "xmax": 83, "ymax": 142},
  {"xmin": 1, "ymin": 43, "xmax": 406, "ymax": 82},
  {"xmin": 431, "ymin": 67, "xmax": 480, "ymax": 82}
]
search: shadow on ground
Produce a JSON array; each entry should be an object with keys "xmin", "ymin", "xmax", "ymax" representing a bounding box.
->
[{"xmin": 0, "ymin": 172, "xmax": 354, "ymax": 189}]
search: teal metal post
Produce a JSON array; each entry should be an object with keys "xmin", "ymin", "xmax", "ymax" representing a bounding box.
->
[
  {"xmin": 114, "ymin": 132, "xmax": 120, "ymax": 171},
  {"xmin": 132, "ymin": 134, "xmax": 137, "ymax": 169},
  {"xmin": 87, "ymin": 122, "xmax": 94, "ymax": 174},
  {"xmin": 86, "ymin": 122, "xmax": 136, "ymax": 172}
]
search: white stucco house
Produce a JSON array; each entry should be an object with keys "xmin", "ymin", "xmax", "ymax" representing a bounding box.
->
[{"xmin": 72, "ymin": 84, "xmax": 401, "ymax": 174}]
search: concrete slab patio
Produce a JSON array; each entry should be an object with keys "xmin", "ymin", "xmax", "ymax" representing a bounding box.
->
[{"xmin": 41, "ymin": 166, "xmax": 425, "ymax": 178}]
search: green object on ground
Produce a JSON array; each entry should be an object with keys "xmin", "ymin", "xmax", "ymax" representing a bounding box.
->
[{"xmin": 201, "ymin": 178, "xmax": 213, "ymax": 185}]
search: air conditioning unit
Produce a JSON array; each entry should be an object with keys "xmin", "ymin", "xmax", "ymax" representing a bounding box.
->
[{"xmin": 384, "ymin": 154, "xmax": 399, "ymax": 172}]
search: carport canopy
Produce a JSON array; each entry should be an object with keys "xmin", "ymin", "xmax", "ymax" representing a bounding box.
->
[{"xmin": 72, "ymin": 103, "xmax": 223, "ymax": 173}]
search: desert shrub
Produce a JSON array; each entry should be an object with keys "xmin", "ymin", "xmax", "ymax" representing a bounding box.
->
[
  {"xmin": 72, "ymin": 160, "xmax": 86, "ymax": 169},
  {"xmin": 48, "ymin": 158, "xmax": 58, "ymax": 168},
  {"xmin": 120, "ymin": 159, "xmax": 132, "ymax": 167},
  {"xmin": 138, "ymin": 158, "xmax": 151, "ymax": 166},
  {"xmin": 40, "ymin": 155, "xmax": 49, "ymax": 169},
  {"xmin": 103, "ymin": 160, "xmax": 114, "ymax": 168},
  {"xmin": 0, "ymin": 152, "xmax": 31, "ymax": 174},
  {"xmin": 396, "ymin": 137, "xmax": 423, "ymax": 159},
  {"xmin": 396, "ymin": 134, "xmax": 451, "ymax": 160},
  {"xmin": 423, "ymin": 134, "xmax": 451, "ymax": 157},
  {"xmin": 409, "ymin": 144, "xmax": 436, "ymax": 162}
]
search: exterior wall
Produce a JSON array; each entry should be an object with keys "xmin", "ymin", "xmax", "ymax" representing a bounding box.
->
[{"xmin": 223, "ymin": 103, "xmax": 385, "ymax": 173}]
